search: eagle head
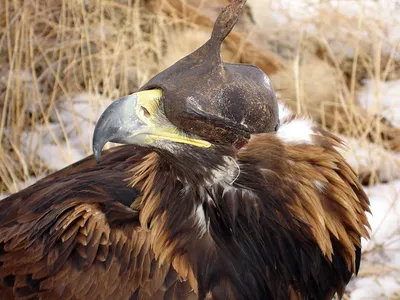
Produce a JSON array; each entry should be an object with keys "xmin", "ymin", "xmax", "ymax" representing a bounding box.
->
[{"xmin": 92, "ymin": 0, "xmax": 278, "ymax": 163}]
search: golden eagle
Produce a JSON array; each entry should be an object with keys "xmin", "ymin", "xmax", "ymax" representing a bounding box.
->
[{"xmin": 0, "ymin": 0, "xmax": 370, "ymax": 299}]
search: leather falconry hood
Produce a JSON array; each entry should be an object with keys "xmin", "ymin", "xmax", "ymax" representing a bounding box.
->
[{"xmin": 140, "ymin": 0, "xmax": 279, "ymax": 145}]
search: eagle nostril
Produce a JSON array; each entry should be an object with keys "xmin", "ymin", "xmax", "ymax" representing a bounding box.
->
[{"xmin": 140, "ymin": 106, "xmax": 151, "ymax": 118}]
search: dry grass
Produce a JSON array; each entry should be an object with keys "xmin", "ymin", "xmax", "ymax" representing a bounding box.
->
[
  {"xmin": 0, "ymin": 0, "xmax": 171, "ymax": 192},
  {"xmin": 1, "ymin": 0, "xmax": 399, "ymax": 192},
  {"xmin": 1, "ymin": 0, "xmax": 400, "ymax": 297}
]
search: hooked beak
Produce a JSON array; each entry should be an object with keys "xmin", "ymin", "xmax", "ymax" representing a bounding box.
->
[{"xmin": 92, "ymin": 89, "xmax": 211, "ymax": 163}]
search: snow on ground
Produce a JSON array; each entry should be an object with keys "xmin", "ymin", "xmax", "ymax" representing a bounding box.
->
[
  {"xmin": 250, "ymin": 0, "xmax": 400, "ymax": 29},
  {"xmin": 339, "ymin": 135, "xmax": 400, "ymax": 182},
  {"xmin": 348, "ymin": 180, "xmax": 400, "ymax": 299},
  {"xmin": 21, "ymin": 93, "xmax": 112, "ymax": 171},
  {"xmin": 249, "ymin": 0, "xmax": 400, "ymax": 59},
  {"xmin": 357, "ymin": 79, "xmax": 400, "ymax": 128}
]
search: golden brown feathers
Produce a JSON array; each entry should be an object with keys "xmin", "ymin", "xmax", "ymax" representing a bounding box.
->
[{"xmin": 241, "ymin": 127, "xmax": 370, "ymax": 272}]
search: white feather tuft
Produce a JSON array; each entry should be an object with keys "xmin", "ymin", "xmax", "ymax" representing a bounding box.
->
[
  {"xmin": 277, "ymin": 118, "xmax": 315, "ymax": 145},
  {"xmin": 195, "ymin": 204, "xmax": 207, "ymax": 236},
  {"xmin": 278, "ymin": 101, "xmax": 294, "ymax": 122}
]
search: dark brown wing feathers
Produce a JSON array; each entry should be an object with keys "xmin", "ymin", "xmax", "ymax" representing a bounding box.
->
[
  {"xmin": 0, "ymin": 146, "xmax": 195, "ymax": 299},
  {"xmin": 0, "ymin": 127, "xmax": 370, "ymax": 299}
]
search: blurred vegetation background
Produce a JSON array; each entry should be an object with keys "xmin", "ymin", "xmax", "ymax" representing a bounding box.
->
[{"xmin": 1, "ymin": 0, "xmax": 399, "ymax": 193}]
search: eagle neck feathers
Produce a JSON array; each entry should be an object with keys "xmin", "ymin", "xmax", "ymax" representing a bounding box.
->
[{"xmin": 126, "ymin": 130, "xmax": 370, "ymax": 299}]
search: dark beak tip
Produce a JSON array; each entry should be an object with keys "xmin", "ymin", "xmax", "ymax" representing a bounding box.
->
[
  {"xmin": 92, "ymin": 135, "xmax": 105, "ymax": 164},
  {"xmin": 92, "ymin": 119, "xmax": 109, "ymax": 164},
  {"xmin": 92, "ymin": 144, "xmax": 102, "ymax": 164},
  {"xmin": 94, "ymin": 149, "xmax": 101, "ymax": 164}
]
